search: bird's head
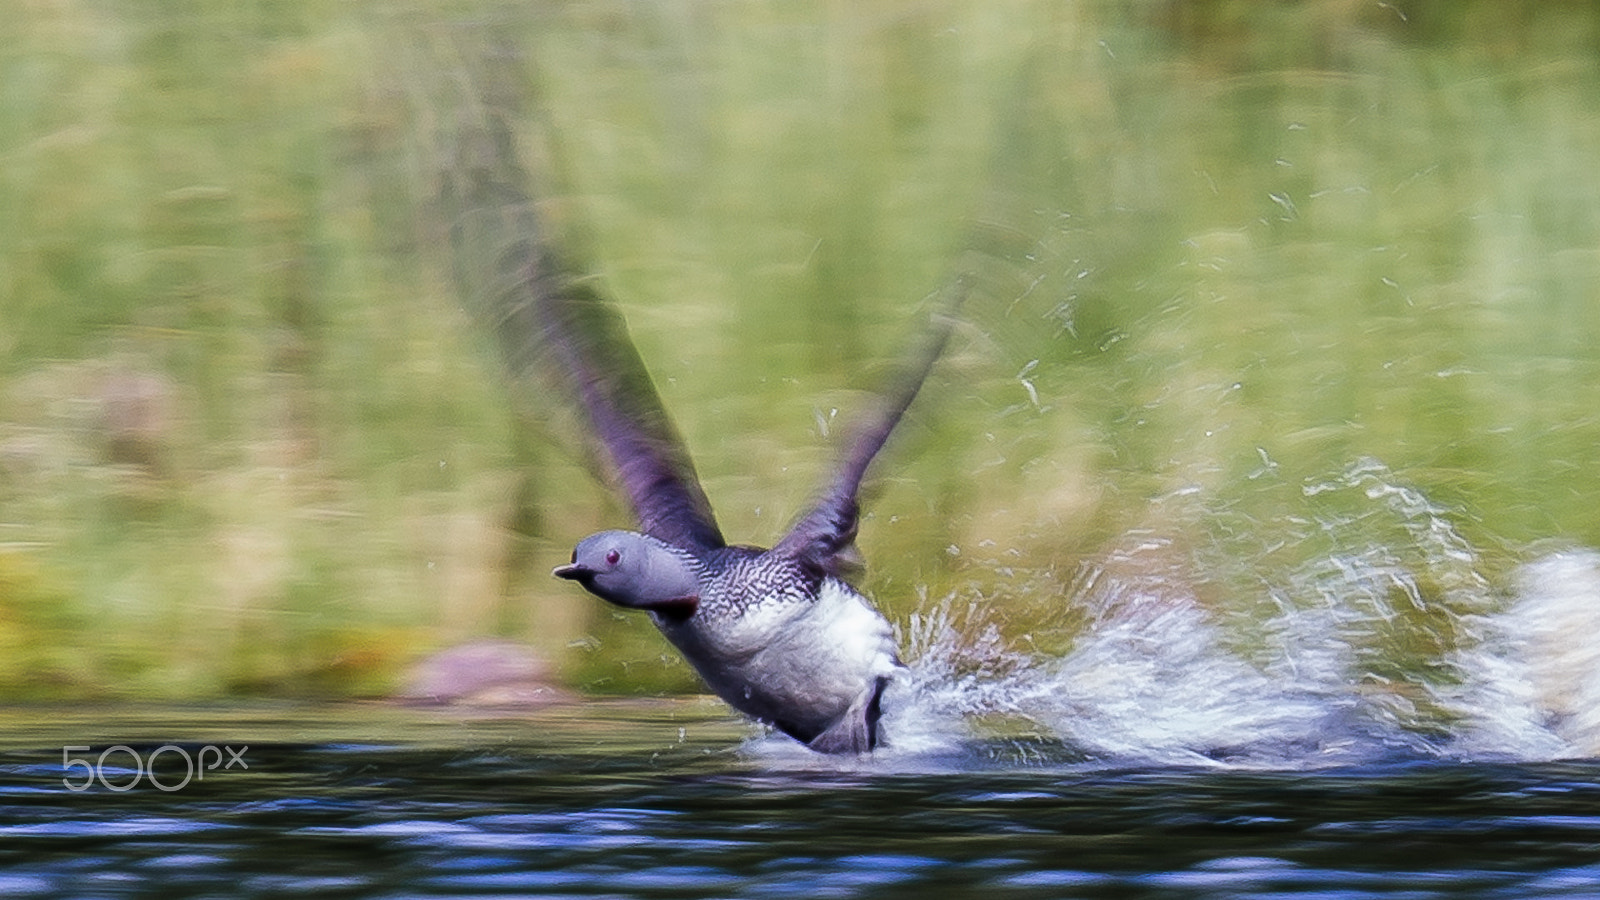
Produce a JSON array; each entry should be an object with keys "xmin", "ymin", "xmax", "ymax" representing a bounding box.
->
[{"xmin": 552, "ymin": 530, "xmax": 701, "ymax": 621}]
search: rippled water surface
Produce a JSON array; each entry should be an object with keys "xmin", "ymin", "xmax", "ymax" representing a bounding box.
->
[{"xmin": 2, "ymin": 701, "xmax": 1599, "ymax": 899}]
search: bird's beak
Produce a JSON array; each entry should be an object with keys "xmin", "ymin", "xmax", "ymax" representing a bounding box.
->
[{"xmin": 552, "ymin": 563, "xmax": 587, "ymax": 580}]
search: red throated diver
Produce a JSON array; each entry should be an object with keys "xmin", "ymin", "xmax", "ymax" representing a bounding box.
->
[{"xmin": 434, "ymin": 50, "xmax": 959, "ymax": 752}]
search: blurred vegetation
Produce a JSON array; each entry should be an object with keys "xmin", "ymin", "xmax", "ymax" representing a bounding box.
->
[{"xmin": 2, "ymin": 0, "xmax": 1598, "ymax": 700}]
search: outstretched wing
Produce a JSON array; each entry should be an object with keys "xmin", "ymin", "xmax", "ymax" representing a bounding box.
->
[
  {"xmin": 433, "ymin": 37, "xmax": 725, "ymax": 553},
  {"xmin": 772, "ymin": 277, "xmax": 967, "ymax": 577}
]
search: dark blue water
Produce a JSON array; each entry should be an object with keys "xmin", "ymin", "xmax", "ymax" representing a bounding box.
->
[{"xmin": 1, "ymin": 702, "xmax": 1599, "ymax": 899}]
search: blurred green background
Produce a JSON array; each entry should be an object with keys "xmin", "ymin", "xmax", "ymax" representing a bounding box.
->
[{"xmin": 2, "ymin": 0, "xmax": 1598, "ymax": 701}]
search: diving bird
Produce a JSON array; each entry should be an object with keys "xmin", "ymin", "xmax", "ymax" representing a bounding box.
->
[
  {"xmin": 431, "ymin": 44, "xmax": 958, "ymax": 752},
  {"xmin": 550, "ymin": 284, "xmax": 962, "ymax": 754}
]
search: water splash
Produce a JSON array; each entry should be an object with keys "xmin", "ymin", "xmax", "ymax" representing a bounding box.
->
[
  {"xmin": 862, "ymin": 459, "xmax": 1600, "ymax": 769},
  {"xmin": 884, "ymin": 543, "xmax": 1373, "ymax": 769},
  {"xmin": 1455, "ymin": 549, "xmax": 1600, "ymax": 759}
]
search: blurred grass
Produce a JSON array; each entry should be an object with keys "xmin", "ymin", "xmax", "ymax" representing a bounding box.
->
[{"xmin": 2, "ymin": 0, "xmax": 1599, "ymax": 699}]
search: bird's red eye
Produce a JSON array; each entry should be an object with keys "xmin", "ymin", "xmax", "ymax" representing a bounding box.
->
[{"xmin": 605, "ymin": 549, "xmax": 620, "ymax": 566}]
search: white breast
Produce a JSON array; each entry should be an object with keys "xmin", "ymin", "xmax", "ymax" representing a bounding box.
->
[{"xmin": 657, "ymin": 579, "xmax": 900, "ymax": 737}]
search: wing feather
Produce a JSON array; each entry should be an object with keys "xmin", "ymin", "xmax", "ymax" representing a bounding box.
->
[
  {"xmin": 434, "ymin": 40, "xmax": 725, "ymax": 552},
  {"xmin": 773, "ymin": 277, "xmax": 967, "ymax": 575}
]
